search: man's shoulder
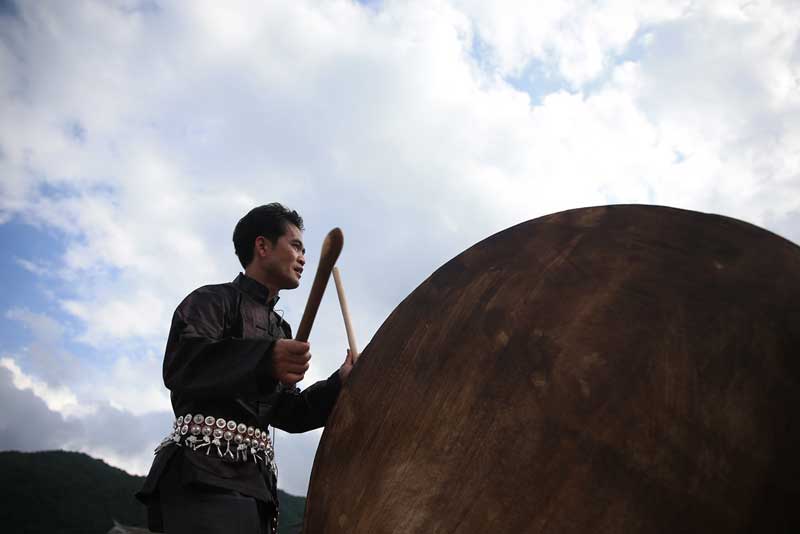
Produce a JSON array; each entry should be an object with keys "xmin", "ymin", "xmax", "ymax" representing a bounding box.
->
[
  {"xmin": 176, "ymin": 281, "xmax": 239, "ymax": 311},
  {"xmin": 190, "ymin": 281, "xmax": 238, "ymax": 296}
]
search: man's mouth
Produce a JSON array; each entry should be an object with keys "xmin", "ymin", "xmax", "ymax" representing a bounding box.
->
[{"xmin": 294, "ymin": 267, "xmax": 303, "ymax": 278}]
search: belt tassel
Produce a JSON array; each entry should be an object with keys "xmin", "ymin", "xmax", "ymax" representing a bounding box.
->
[{"xmin": 195, "ymin": 436, "xmax": 211, "ymax": 451}]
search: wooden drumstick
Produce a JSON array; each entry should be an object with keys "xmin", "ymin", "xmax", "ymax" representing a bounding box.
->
[
  {"xmin": 295, "ymin": 228, "xmax": 343, "ymax": 342},
  {"xmin": 333, "ymin": 266, "xmax": 359, "ymax": 362}
]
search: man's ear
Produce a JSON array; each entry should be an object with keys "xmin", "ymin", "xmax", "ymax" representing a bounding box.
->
[{"xmin": 254, "ymin": 236, "xmax": 273, "ymax": 259}]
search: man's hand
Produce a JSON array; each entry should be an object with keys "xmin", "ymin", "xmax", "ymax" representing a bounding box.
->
[
  {"xmin": 271, "ymin": 339, "xmax": 311, "ymax": 384},
  {"xmin": 339, "ymin": 348, "xmax": 355, "ymax": 383}
]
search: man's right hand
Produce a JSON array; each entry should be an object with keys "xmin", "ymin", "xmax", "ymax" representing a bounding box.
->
[{"xmin": 271, "ymin": 339, "xmax": 311, "ymax": 384}]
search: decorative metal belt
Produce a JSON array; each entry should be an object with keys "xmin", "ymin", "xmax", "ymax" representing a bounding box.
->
[{"xmin": 155, "ymin": 413, "xmax": 276, "ymax": 475}]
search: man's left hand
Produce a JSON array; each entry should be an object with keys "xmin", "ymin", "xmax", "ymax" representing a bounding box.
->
[{"xmin": 339, "ymin": 348, "xmax": 355, "ymax": 383}]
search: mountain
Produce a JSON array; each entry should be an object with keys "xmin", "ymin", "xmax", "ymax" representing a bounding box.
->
[{"xmin": 0, "ymin": 450, "xmax": 306, "ymax": 534}]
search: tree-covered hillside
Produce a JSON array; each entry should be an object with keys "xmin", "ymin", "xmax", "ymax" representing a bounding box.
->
[{"xmin": 0, "ymin": 450, "xmax": 305, "ymax": 534}]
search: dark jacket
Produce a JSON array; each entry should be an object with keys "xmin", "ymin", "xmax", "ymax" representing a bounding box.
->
[{"xmin": 136, "ymin": 273, "xmax": 341, "ymax": 529}]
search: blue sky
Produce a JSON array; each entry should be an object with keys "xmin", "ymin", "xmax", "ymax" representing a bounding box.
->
[{"xmin": 1, "ymin": 0, "xmax": 798, "ymax": 496}]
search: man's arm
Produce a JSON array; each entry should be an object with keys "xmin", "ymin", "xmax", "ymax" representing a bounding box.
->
[
  {"xmin": 267, "ymin": 349, "xmax": 354, "ymax": 433},
  {"xmin": 268, "ymin": 371, "xmax": 343, "ymax": 433}
]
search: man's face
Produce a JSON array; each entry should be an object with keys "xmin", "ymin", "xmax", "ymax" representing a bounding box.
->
[{"xmin": 258, "ymin": 224, "xmax": 306, "ymax": 291}]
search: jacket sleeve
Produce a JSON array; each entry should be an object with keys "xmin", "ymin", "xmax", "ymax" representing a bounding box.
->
[
  {"xmin": 267, "ymin": 370, "xmax": 343, "ymax": 433},
  {"xmin": 163, "ymin": 288, "xmax": 276, "ymax": 396}
]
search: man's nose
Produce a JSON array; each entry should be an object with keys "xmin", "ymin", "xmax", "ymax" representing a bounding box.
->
[{"xmin": 298, "ymin": 254, "xmax": 306, "ymax": 266}]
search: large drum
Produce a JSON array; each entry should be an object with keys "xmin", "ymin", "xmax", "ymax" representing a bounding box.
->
[{"xmin": 304, "ymin": 205, "xmax": 800, "ymax": 533}]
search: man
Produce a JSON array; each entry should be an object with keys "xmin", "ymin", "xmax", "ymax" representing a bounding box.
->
[{"xmin": 137, "ymin": 203, "xmax": 353, "ymax": 534}]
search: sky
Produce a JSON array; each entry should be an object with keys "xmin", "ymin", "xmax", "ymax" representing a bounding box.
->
[{"xmin": 0, "ymin": 0, "xmax": 798, "ymax": 496}]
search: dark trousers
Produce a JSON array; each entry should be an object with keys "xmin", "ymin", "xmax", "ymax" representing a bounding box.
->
[{"xmin": 158, "ymin": 457, "xmax": 275, "ymax": 534}]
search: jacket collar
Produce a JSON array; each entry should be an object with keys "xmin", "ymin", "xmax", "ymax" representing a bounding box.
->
[{"xmin": 233, "ymin": 273, "xmax": 280, "ymax": 308}]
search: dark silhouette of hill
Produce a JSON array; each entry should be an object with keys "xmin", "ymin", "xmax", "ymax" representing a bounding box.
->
[{"xmin": 0, "ymin": 450, "xmax": 306, "ymax": 534}]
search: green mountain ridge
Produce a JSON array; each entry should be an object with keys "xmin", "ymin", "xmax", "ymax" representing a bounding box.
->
[{"xmin": 0, "ymin": 450, "xmax": 306, "ymax": 534}]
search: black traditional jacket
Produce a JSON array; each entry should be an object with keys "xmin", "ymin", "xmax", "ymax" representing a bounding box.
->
[{"xmin": 137, "ymin": 273, "xmax": 341, "ymax": 527}]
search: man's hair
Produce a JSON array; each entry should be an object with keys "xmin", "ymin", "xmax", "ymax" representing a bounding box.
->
[{"xmin": 233, "ymin": 203, "xmax": 304, "ymax": 268}]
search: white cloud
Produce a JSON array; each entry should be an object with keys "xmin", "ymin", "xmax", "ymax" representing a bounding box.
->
[
  {"xmin": 5, "ymin": 307, "xmax": 65, "ymax": 343},
  {"xmin": 453, "ymin": 0, "xmax": 690, "ymax": 85},
  {"xmin": 13, "ymin": 257, "xmax": 51, "ymax": 277},
  {"xmin": 61, "ymin": 291, "xmax": 169, "ymax": 346},
  {"xmin": 3, "ymin": 306, "xmax": 167, "ymax": 416},
  {"xmin": 94, "ymin": 351, "xmax": 169, "ymax": 415},
  {"xmin": 0, "ymin": 357, "xmax": 87, "ymax": 416},
  {"xmin": 0, "ymin": 363, "xmax": 171, "ymax": 478},
  {"xmin": 3, "ymin": 307, "xmax": 85, "ymax": 386}
]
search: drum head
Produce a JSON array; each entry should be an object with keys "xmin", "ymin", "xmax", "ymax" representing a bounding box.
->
[{"xmin": 304, "ymin": 205, "xmax": 800, "ymax": 533}]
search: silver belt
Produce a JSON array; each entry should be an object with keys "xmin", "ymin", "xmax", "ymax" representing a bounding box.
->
[{"xmin": 155, "ymin": 413, "xmax": 276, "ymax": 475}]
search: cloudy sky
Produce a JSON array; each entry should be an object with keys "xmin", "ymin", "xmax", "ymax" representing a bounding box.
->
[{"xmin": 1, "ymin": 0, "xmax": 798, "ymax": 495}]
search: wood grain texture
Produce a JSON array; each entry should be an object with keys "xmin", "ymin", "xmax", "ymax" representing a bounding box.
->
[{"xmin": 303, "ymin": 205, "xmax": 800, "ymax": 534}]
